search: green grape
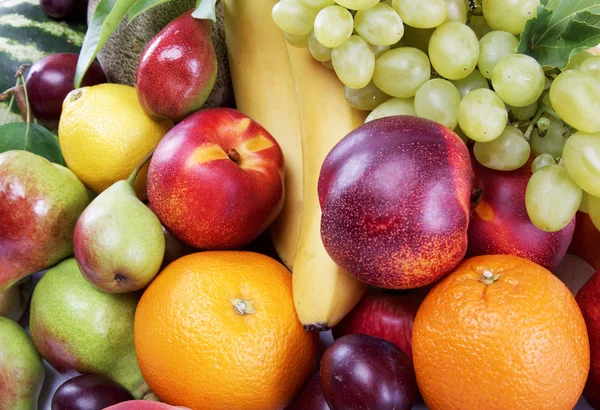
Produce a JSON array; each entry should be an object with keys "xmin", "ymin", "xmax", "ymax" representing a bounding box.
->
[
  {"xmin": 567, "ymin": 51, "xmax": 595, "ymax": 70},
  {"xmin": 491, "ymin": 54, "xmax": 544, "ymax": 107},
  {"xmin": 562, "ymin": 130, "xmax": 600, "ymax": 197},
  {"xmin": 382, "ymin": 0, "xmax": 393, "ymax": 5},
  {"xmin": 531, "ymin": 154, "xmax": 556, "ymax": 173},
  {"xmin": 322, "ymin": 60, "xmax": 334, "ymax": 69},
  {"xmin": 530, "ymin": 118, "xmax": 566, "ymax": 159},
  {"xmin": 589, "ymin": 194, "xmax": 600, "ymax": 231},
  {"xmin": 345, "ymin": 82, "xmax": 391, "ymax": 110},
  {"xmin": 369, "ymin": 44, "xmax": 390, "ymax": 59},
  {"xmin": 525, "ymin": 164, "xmax": 582, "ymax": 232},
  {"xmin": 473, "ymin": 126, "xmax": 530, "ymax": 170},
  {"xmin": 510, "ymin": 101, "xmax": 537, "ymax": 121},
  {"xmin": 332, "ymin": 35, "xmax": 375, "ymax": 89},
  {"xmin": 549, "ymin": 69, "xmax": 600, "ymax": 133},
  {"xmin": 308, "ymin": 31, "xmax": 332, "ymax": 61},
  {"xmin": 392, "ymin": 0, "xmax": 447, "ymax": 28},
  {"xmin": 372, "ymin": 47, "xmax": 431, "ymax": 98},
  {"xmin": 414, "ymin": 79, "xmax": 461, "ymax": 129},
  {"xmin": 458, "ymin": 88, "xmax": 508, "ymax": 141},
  {"xmin": 580, "ymin": 56, "xmax": 600, "ymax": 82},
  {"xmin": 477, "ymin": 31, "xmax": 519, "ymax": 79},
  {"xmin": 355, "ymin": 3, "xmax": 404, "ymax": 46},
  {"xmin": 451, "ymin": 69, "xmax": 489, "ymax": 98},
  {"xmin": 314, "ymin": 5, "xmax": 354, "ymax": 48},
  {"xmin": 468, "ymin": 15, "xmax": 493, "ymax": 39},
  {"xmin": 429, "ymin": 22, "xmax": 479, "ymax": 80},
  {"xmin": 365, "ymin": 97, "xmax": 416, "ymax": 122},
  {"xmin": 482, "ymin": 0, "xmax": 539, "ymax": 35},
  {"xmin": 300, "ymin": 0, "xmax": 335, "ymax": 8},
  {"xmin": 335, "ymin": 0, "xmax": 379, "ymax": 10},
  {"xmin": 444, "ymin": 0, "xmax": 467, "ymax": 23},
  {"xmin": 284, "ymin": 32, "xmax": 310, "ymax": 47},
  {"xmin": 399, "ymin": 26, "xmax": 434, "ymax": 53},
  {"xmin": 579, "ymin": 190, "xmax": 591, "ymax": 213},
  {"xmin": 272, "ymin": 0, "xmax": 319, "ymax": 35},
  {"xmin": 537, "ymin": 117, "xmax": 550, "ymax": 131}
]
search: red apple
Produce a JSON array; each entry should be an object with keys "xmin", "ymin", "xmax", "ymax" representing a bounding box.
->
[
  {"xmin": 332, "ymin": 289, "xmax": 421, "ymax": 360},
  {"xmin": 147, "ymin": 108, "xmax": 285, "ymax": 250},
  {"xmin": 570, "ymin": 212, "xmax": 600, "ymax": 271},
  {"xmin": 286, "ymin": 371, "xmax": 330, "ymax": 410},
  {"xmin": 137, "ymin": 10, "xmax": 217, "ymax": 122},
  {"xmin": 318, "ymin": 116, "xmax": 472, "ymax": 289},
  {"xmin": 576, "ymin": 270, "xmax": 600, "ymax": 409},
  {"xmin": 468, "ymin": 157, "xmax": 574, "ymax": 271}
]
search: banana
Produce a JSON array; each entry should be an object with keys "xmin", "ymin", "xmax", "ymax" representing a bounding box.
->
[
  {"xmin": 222, "ymin": 0, "xmax": 303, "ymax": 270},
  {"xmin": 287, "ymin": 46, "xmax": 368, "ymax": 331}
]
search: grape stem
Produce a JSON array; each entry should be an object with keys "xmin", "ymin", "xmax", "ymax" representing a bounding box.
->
[{"xmin": 523, "ymin": 105, "xmax": 561, "ymax": 141}]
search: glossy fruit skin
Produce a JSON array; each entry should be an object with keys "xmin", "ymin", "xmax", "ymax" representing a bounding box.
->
[
  {"xmin": 51, "ymin": 374, "xmax": 134, "ymax": 410},
  {"xmin": 332, "ymin": 289, "xmax": 421, "ymax": 360},
  {"xmin": 147, "ymin": 108, "xmax": 285, "ymax": 250},
  {"xmin": 576, "ymin": 270, "xmax": 600, "ymax": 409},
  {"xmin": 137, "ymin": 10, "xmax": 217, "ymax": 122},
  {"xmin": 286, "ymin": 371, "xmax": 330, "ymax": 410},
  {"xmin": 134, "ymin": 251, "xmax": 318, "ymax": 410},
  {"xmin": 468, "ymin": 157, "xmax": 575, "ymax": 271},
  {"xmin": 570, "ymin": 212, "xmax": 600, "ymax": 271},
  {"xmin": 318, "ymin": 115, "xmax": 471, "ymax": 289},
  {"xmin": 104, "ymin": 402, "xmax": 191, "ymax": 410},
  {"xmin": 320, "ymin": 334, "xmax": 417, "ymax": 410},
  {"xmin": 26, "ymin": 53, "xmax": 106, "ymax": 128},
  {"xmin": 413, "ymin": 255, "xmax": 589, "ymax": 410},
  {"xmin": 40, "ymin": 0, "xmax": 75, "ymax": 19}
]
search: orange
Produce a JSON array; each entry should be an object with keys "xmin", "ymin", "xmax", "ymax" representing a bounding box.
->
[
  {"xmin": 413, "ymin": 254, "xmax": 589, "ymax": 410},
  {"xmin": 134, "ymin": 251, "xmax": 319, "ymax": 410}
]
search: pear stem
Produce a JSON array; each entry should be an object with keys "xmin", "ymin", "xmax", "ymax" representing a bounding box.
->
[
  {"xmin": 20, "ymin": 69, "xmax": 32, "ymax": 138},
  {"xmin": 127, "ymin": 149, "xmax": 155, "ymax": 186}
]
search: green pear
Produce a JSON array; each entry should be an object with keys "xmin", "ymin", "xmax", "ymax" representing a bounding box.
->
[
  {"xmin": 73, "ymin": 178, "xmax": 165, "ymax": 293},
  {"xmin": 0, "ymin": 150, "xmax": 90, "ymax": 292},
  {"xmin": 0, "ymin": 276, "xmax": 33, "ymax": 321},
  {"xmin": 29, "ymin": 258, "xmax": 151, "ymax": 398},
  {"xmin": 0, "ymin": 317, "xmax": 45, "ymax": 410}
]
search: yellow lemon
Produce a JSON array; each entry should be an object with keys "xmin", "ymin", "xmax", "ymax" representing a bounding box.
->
[{"xmin": 58, "ymin": 84, "xmax": 173, "ymax": 198}]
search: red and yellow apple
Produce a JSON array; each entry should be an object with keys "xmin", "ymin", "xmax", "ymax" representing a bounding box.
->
[
  {"xmin": 318, "ymin": 116, "xmax": 472, "ymax": 289},
  {"xmin": 147, "ymin": 108, "xmax": 285, "ymax": 250},
  {"xmin": 468, "ymin": 157, "xmax": 574, "ymax": 271},
  {"xmin": 570, "ymin": 212, "xmax": 600, "ymax": 271}
]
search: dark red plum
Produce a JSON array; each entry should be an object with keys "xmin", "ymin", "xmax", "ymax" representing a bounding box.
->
[
  {"xmin": 332, "ymin": 289, "xmax": 421, "ymax": 360},
  {"xmin": 468, "ymin": 156, "xmax": 574, "ymax": 271},
  {"xmin": 26, "ymin": 53, "xmax": 106, "ymax": 128},
  {"xmin": 318, "ymin": 115, "xmax": 472, "ymax": 289},
  {"xmin": 40, "ymin": 0, "xmax": 75, "ymax": 19},
  {"xmin": 51, "ymin": 374, "xmax": 134, "ymax": 410},
  {"xmin": 286, "ymin": 371, "xmax": 330, "ymax": 410},
  {"xmin": 136, "ymin": 10, "xmax": 217, "ymax": 122},
  {"xmin": 320, "ymin": 333, "xmax": 416, "ymax": 410}
]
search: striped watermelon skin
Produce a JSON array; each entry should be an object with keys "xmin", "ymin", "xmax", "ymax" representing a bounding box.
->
[{"xmin": 0, "ymin": 0, "xmax": 86, "ymax": 122}]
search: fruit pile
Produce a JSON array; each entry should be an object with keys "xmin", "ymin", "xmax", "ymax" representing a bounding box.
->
[
  {"xmin": 272, "ymin": 0, "xmax": 600, "ymax": 236},
  {"xmin": 1, "ymin": 0, "xmax": 600, "ymax": 410}
]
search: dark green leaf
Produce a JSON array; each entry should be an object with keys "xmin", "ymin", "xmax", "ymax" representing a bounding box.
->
[
  {"xmin": 192, "ymin": 0, "xmax": 217, "ymax": 21},
  {"xmin": 517, "ymin": 0, "xmax": 600, "ymax": 70},
  {"xmin": 128, "ymin": 0, "xmax": 172, "ymax": 23},
  {"xmin": 74, "ymin": 0, "xmax": 137, "ymax": 88},
  {"xmin": 0, "ymin": 122, "xmax": 63, "ymax": 164}
]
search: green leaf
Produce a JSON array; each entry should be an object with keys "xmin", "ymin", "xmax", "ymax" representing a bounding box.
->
[
  {"xmin": 192, "ymin": 0, "xmax": 217, "ymax": 21},
  {"xmin": 74, "ymin": 0, "xmax": 138, "ymax": 88},
  {"xmin": 128, "ymin": 0, "xmax": 172, "ymax": 23},
  {"xmin": 517, "ymin": 0, "xmax": 600, "ymax": 70},
  {"xmin": 0, "ymin": 122, "xmax": 63, "ymax": 164}
]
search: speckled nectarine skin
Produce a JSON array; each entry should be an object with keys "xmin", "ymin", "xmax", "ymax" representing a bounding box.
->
[
  {"xmin": 468, "ymin": 157, "xmax": 574, "ymax": 271},
  {"xmin": 318, "ymin": 116, "xmax": 471, "ymax": 289}
]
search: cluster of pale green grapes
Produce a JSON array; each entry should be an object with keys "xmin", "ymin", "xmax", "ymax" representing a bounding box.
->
[{"xmin": 272, "ymin": 0, "xmax": 600, "ymax": 236}]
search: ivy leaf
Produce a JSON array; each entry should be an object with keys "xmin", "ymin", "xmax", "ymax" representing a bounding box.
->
[
  {"xmin": 128, "ymin": 0, "xmax": 172, "ymax": 23},
  {"xmin": 517, "ymin": 0, "xmax": 600, "ymax": 70},
  {"xmin": 74, "ymin": 0, "xmax": 138, "ymax": 88},
  {"xmin": 0, "ymin": 123, "xmax": 63, "ymax": 164},
  {"xmin": 192, "ymin": 0, "xmax": 217, "ymax": 21}
]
